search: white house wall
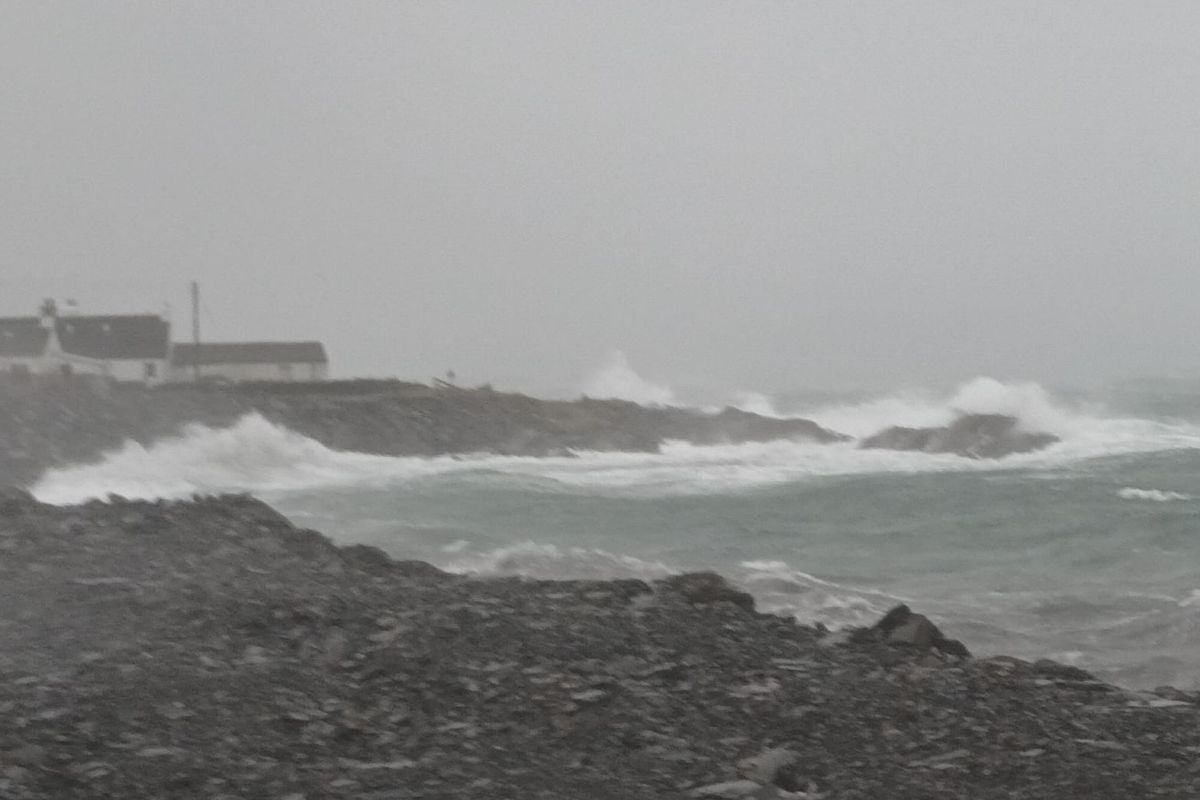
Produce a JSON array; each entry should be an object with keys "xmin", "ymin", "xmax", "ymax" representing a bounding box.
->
[
  {"xmin": 169, "ymin": 361, "xmax": 327, "ymax": 383},
  {"xmin": 0, "ymin": 353, "xmax": 109, "ymax": 378},
  {"xmin": 105, "ymin": 358, "xmax": 168, "ymax": 385},
  {"xmin": 0, "ymin": 356, "xmax": 40, "ymax": 374}
]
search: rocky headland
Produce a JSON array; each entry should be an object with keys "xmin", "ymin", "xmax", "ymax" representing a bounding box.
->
[
  {"xmin": 0, "ymin": 379, "xmax": 847, "ymax": 489},
  {"xmin": 2, "ymin": 491, "xmax": 1199, "ymax": 799},
  {"xmin": 0, "ymin": 379, "xmax": 1067, "ymax": 494},
  {"xmin": 860, "ymin": 414, "xmax": 1061, "ymax": 460}
]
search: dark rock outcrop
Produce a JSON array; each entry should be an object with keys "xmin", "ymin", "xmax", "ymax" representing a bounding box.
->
[
  {"xmin": 856, "ymin": 603, "xmax": 972, "ymax": 659},
  {"xmin": 652, "ymin": 406, "xmax": 851, "ymax": 446},
  {"xmin": 859, "ymin": 413, "xmax": 1060, "ymax": 459},
  {"xmin": 659, "ymin": 571, "xmax": 757, "ymax": 612}
]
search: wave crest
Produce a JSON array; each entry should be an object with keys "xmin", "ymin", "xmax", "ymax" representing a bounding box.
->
[
  {"xmin": 1118, "ymin": 487, "xmax": 1192, "ymax": 502},
  {"xmin": 798, "ymin": 377, "xmax": 1077, "ymax": 438},
  {"xmin": 31, "ymin": 414, "xmax": 398, "ymax": 504},
  {"xmin": 580, "ymin": 350, "xmax": 676, "ymax": 406}
]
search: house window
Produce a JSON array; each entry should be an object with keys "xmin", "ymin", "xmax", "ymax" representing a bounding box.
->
[{"xmin": 145, "ymin": 362, "xmax": 158, "ymax": 380}]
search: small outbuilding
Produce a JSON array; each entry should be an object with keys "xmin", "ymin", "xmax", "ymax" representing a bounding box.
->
[{"xmin": 170, "ymin": 341, "xmax": 329, "ymax": 383}]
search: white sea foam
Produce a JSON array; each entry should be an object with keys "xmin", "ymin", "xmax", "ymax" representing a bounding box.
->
[
  {"xmin": 736, "ymin": 559, "xmax": 901, "ymax": 628},
  {"xmin": 578, "ymin": 351, "xmax": 786, "ymax": 415},
  {"xmin": 796, "ymin": 377, "xmax": 1080, "ymax": 438},
  {"xmin": 32, "ymin": 414, "xmax": 413, "ymax": 504},
  {"xmin": 1118, "ymin": 487, "xmax": 1192, "ymax": 502},
  {"xmin": 729, "ymin": 391, "xmax": 782, "ymax": 418},
  {"xmin": 580, "ymin": 350, "xmax": 676, "ymax": 406},
  {"xmin": 436, "ymin": 545, "xmax": 889, "ymax": 628},
  {"xmin": 797, "ymin": 376, "xmax": 1200, "ymax": 462},
  {"xmin": 441, "ymin": 541, "xmax": 675, "ymax": 581}
]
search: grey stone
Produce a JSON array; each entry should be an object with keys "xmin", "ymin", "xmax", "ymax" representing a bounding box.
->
[
  {"xmin": 690, "ymin": 779, "xmax": 772, "ymax": 798},
  {"xmin": 659, "ymin": 572, "xmax": 756, "ymax": 612},
  {"xmin": 737, "ymin": 747, "xmax": 801, "ymax": 787},
  {"xmin": 860, "ymin": 413, "xmax": 1059, "ymax": 459}
]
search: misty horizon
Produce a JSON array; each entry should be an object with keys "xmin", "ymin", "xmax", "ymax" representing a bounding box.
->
[{"xmin": 4, "ymin": 3, "xmax": 1199, "ymax": 396}]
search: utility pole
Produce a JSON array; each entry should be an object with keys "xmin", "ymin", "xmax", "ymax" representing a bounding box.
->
[{"xmin": 191, "ymin": 281, "xmax": 201, "ymax": 382}]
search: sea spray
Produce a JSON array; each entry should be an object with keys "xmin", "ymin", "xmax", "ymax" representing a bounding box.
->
[
  {"xmin": 31, "ymin": 414, "xmax": 399, "ymax": 504},
  {"xmin": 579, "ymin": 350, "xmax": 676, "ymax": 406}
]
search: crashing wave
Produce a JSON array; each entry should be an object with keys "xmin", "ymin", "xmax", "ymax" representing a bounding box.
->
[{"xmin": 579, "ymin": 350, "xmax": 676, "ymax": 406}]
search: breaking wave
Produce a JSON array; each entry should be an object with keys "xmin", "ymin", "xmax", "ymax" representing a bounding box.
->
[
  {"xmin": 795, "ymin": 377, "xmax": 1083, "ymax": 438},
  {"xmin": 441, "ymin": 541, "xmax": 675, "ymax": 581},
  {"xmin": 794, "ymin": 376, "xmax": 1200, "ymax": 461},
  {"xmin": 729, "ymin": 391, "xmax": 782, "ymax": 417},
  {"xmin": 31, "ymin": 415, "xmax": 403, "ymax": 504},
  {"xmin": 436, "ymin": 544, "xmax": 893, "ymax": 629},
  {"xmin": 580, "ymin": 350, "xmax": 676, "ymax": 406},
  {"xmin": 30, "ymin": 377, "xmax": 1200, "ymax": 505},
  {"xmin": 1118, "ymin": 487, "xmax": 1192, "ymax": 502},
  {"xmin": 579, "ymin": 350, "xmax": 785, "ymax": 416},
  {"xmin": 736, "ymin": 559, "xmax": 900, "ymax": 629}
]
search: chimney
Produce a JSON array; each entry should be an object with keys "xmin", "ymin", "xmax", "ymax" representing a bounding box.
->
[{"xmin": 38, "ymin": 299, "xmax": 58, "ymax": 330}]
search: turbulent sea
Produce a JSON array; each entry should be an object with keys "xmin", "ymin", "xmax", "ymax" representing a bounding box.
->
[{"xmin": 30, "ymin": 375, "xmax": 1200, "ymax": 690}]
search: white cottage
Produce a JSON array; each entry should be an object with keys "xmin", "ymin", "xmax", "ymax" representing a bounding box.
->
[
  {"xmin": 0, "ymin": 301, "xmax": 170, "ymax": 384},
  {"xmin": 170, "ymin": 341, "xmax": 329, "ymax": 383}
]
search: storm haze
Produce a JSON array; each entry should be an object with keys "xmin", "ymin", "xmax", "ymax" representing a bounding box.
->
[{"xmin": 3, "ymin": 2, "xmax": 1198, "ymax": 395}]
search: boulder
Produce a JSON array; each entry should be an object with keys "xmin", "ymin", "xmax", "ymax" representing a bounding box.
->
[
  {"xmin": 689, "ymin": 780, "xmax": 771, "ymax": 798},
  {"xmin": 863, "ymin": 604, "xmax": 971, "ymax": 658},
  {"xmin": 659, "ymin": 572, "xmax": 756, "ymax": 613},
  {"xmin": 859, "ymin": 413, "xmax": 1059, "ymax": 459},
  {"xmin": 669, "ymin": 407, "xmax": 851, "ymax": 446},
  {"xmin": 737, "ymin": 747, "xmax": 803, "ymax": 790},
  {"xmin": 337, "ymin": 544, "xmax": 448, "ymax": 579}
]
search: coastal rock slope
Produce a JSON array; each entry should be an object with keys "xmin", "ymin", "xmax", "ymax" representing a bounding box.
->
[
  {"xmin": 2, "ymin": 491, "xmax": 1199, "ymax": 799},
  {"xmin": 860, "ymin": 413, "xmax": 1060, "ymax": 459}
]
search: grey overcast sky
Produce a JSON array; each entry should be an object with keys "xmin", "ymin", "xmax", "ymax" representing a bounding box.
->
[{"xmin": 3, "ymin": 2, "xmax": 1198, "ymax": 395}]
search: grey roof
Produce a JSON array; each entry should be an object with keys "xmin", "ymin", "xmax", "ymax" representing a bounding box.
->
[
  {"xmin": 172, "ymin": 341, "xmax": 328, "ymax": 367},
  {"xmin": 0, "ymin": 314, "xmax": 169, "ymax": 360},
  {"xmin": 56, "ymin": 315, "xmax": 170, "ymax": 359},
  {"xmin": 0, "ymin": 318, "xmax": 50, "ymax": 357}
]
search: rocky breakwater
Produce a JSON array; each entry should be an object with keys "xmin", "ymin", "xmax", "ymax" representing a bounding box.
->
[
  {"xmin": 0, "ymin": 379, "xmax": 846, "ymax": 488},
  {"xmin": 860, "ymin": 413, "xmax": 1060, "ymax": 459},
  {"xmin": 3, "ymin": 491, "xmax": 1200, "ymax": 799}
]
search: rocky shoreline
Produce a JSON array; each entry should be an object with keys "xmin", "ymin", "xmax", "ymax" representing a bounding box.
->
[
  {"xmin": 0, "ymin": 379, "xmax": 845, "ymax": 489},
  {"xmin": 0, "ymin": 378, "xmax": 1066, "ymax": 492},
  {"xmin": 2, "ymin": 491, "xmax": 1199, "ymax": 799}
]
